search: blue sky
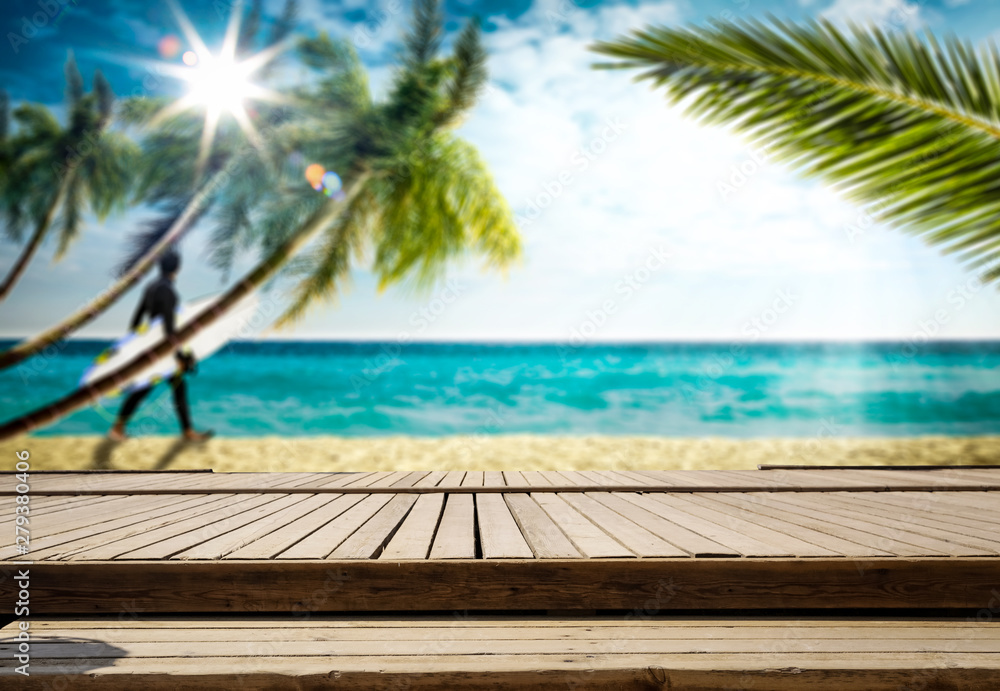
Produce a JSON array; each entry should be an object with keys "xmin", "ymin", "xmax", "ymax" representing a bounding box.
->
[{"xmin": 2, "ymin": 0, "xmax": 1000, "ymax": 342}]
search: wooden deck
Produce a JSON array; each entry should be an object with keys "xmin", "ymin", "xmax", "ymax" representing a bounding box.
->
[
  {"xmin": 2, "ymin": 468, "xmax": 999, "ymax": 688},
  {"xmin": 3, "ymin": 615, "xmax": 998, "ymax": 689}
]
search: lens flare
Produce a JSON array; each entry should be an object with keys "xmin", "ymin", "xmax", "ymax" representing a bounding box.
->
[
  {"xmin": 321, "ymin": 171, "xmax": 342, "ymax": 193},
  {"xmin": 158, "ymin": 35, "xmax": 181, "ymax": 59},
  {"xmin": 305, "ymin": 164, "xmax": 325, "ymax": 189},
  {"xmin": 182, "ymin": 50, "xmax": 198, "ymax": 66}
]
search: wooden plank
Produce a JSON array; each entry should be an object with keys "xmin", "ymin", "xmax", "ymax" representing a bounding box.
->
[
  {"xmin": 630, "ymin": 471, "xmax": 711, "ymax": 487},
  {"xmin": 460, "ymin": 471, "xmax": 484, "ymax": 487},
  {"xmin": 21, "ymin": 622, "xmax": 1000, "ymax": 642},
  {"xmin": 642, "ymin": 493, "xmax": 841, "ymax": 557},
  {"xmin": 501, "ymin": 471, "xmax": 529, "ymax": 488},
  {"xmin": 278, "ymin": 494, "xmax": 392, "ymax": 559},
  {"xmin": 701, "ymin": 493, "xmax": 898, "ymax": 558},
  {"xmin": 13, "ymin": 636, "xmax": 1000, "ymax": 657},
  {"xmin": 256, "ymin": 473, "xmax": 335, "ymax": 489},
  {"xmin": 611, "ymin": 470, "xmax": 666, "ymax": 486},
  {"xmin": 559, "ymin": 493, "xmax": 691, "ymax": 558},
  {"xmin": 7, "ymin": 558, "xmax": 1000, "ymax": 613},
  {"xmin": 813, "ymin": 492, "xmax": 1000, "ymax": 551},
  {"xmin": 98, "ymin": 495, "xmax": 298, "ymax": 560},
  {"xmin": 850, "ymin": 469, "xmax": 989, "ymax": 489},
  {"xmin": 709, "ymin": 469, "xmax": 798, "ymax": 488},
  {"xmin": 533, "ymin": 493, "xmax": 634, "ymax": 558},
  {"xmin": 10, "ymin": 494, "xmax": 182, "ymax": 534},
  {"xmin": 549, "ymin": 471, "xmax": 589, "ymax": 486},
  {"xmin": 14, "ymin": 483, "xmax": 1000, "ymax": 496},
  {"xmin": 174, "ymin": 494, "xmax": 337, "ymax": 560},
  {"xmin": 412, "ymin": 471, "xmax": 448, "ymax": 488},
  {"xmin": 381, "ymin": 493, "xmax": 446, "ymax": 560},
  {"xmin": 771, "ymin": 494, "xmax": 988, "ymax": 557},
  {"xmin": 390, "ymin": 471, "xmax": 429, "ymax": 488},
  {"xmin": 931, "ymin": 492, "xmax": 1000, "ymax": 517},
  {"xmin": 849, "ymin": 492, "xmax": 1000, "ymax": 529},
  {"xmin": 429, "ymin": 494, "xmax": 476, "ymax": 560},
  {"xmin": 439, "ymin": 471, "xmax": 466, "ymax": 488},
  {"xmin": 26, "ymin": 616, "xmax": 1000, "ymax": 630},
  {"xmin": 312, "ymin": 472, "xmax": 378, "ymax": 488},
  {"xmin": 224, "ymin": 494, "xmax": 366, "ymax": 559},
  {"xmin": 5, "ymin": 655, "xmax": 999, "ymax": 691},
  {"xmin": 15, "ymin": 495, "xmax": 235, "ymax": 561},
  {"xmin": 483, "ymin": 471, "xmax": 505, "ymax": 487},
  {"xmin": 503, "ymin": 494, "xmax": 581, "ymax": 558},
  {"xmin": 577, "ymin": 470, "xmax": 621, "ymax": 486},
  {"xmin": 520, "ymin": 471, "xmax": 553, "ymax": 486},
  {"xmin": 330, "ymin": 494, "xmax": 419, "ymax": 559},
  {"xmin": 590, "ymin": 493, "xmax": 738, "ymax": 557},
  {"xmin": 769, "ymin": 493, "xmax": 998, "ymax": 557},
  {"xmin": 775, "ymin": 492, "xmax": 1000, "ymax": 555},
  {"xmin": 364, "ymin": 471, "xmax": 413, "ymax": 488},
  {"xmin": 475, "ymin": 494, "xmax": 532, "ymax": 559}
]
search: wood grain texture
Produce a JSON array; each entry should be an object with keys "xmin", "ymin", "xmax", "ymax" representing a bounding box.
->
[
  {"xmin": 476, "ymin": 494, "xmax": 533, "ymax": 559},
  {"xmin": 1, "ymin": 616, "xmax": 997, "ymax": 690},
  {"xmin": 429, "ymin": 494, "xmax": 475, "ymax": 560},
  {"xmin": 5, "ymin": 558, "xmax": 997, "ymax": 614},
  {"xmin": 381, "ymin": 493, "xmax": 446, "ymax": 560}
]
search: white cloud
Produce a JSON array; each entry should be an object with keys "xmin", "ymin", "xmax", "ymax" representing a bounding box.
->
[
  {"xmin": 264, "ymin": 0, "xmax": 1000, "ymax": 341},
  {"xmin": 821, "ymin": 0, "xmax": 923, "ymax": 28}
]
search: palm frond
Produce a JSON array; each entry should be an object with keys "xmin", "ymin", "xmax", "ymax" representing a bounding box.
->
[
  {"xmin": 113, "ymin": 201, "xmax": 205, "ymax": 278},
  {"xmin": 434, "ymin": 18, "xmax": 488, "ymax": 129},
  {"xmin": 273, "ymin": 184, "xmax": 374, "ymax": 327},
  {"xmin": 92, "ymin": 70, "xmax": 114, "ymax": 129},
  {"xmin": 373, "ymin": 132, "xmax": 520, "ymax": 291},
  {"xmin": 55, "ymin": 172, "xmax": 83, "ymax": 259},
  {"xmin": 298, "ymin": 35, "xmax": 371, "ymax": 114},
  {"xmin": 85, "ymin": 131, "xmax": 139, "ymax": 219},
  {"xmin": 268, "ymin": 0, "xmax": 298, "ymax": 47},
  {"xmin": 64, "ymin": 52, "xmax": 84, "ymax": 107},
  {"xmin": 12, "ymin": 104, "xmax": 61, "ymax": 142},
  {"xmin": 405, "ymin": 0, "xmax": 444, "ymax": 68},
  {"xmin": 0, "ymin": 91, "xmax": 9, "ymax": 141},
  {"xmin": 592, "ymin": 18, "xmax": 1000, "ymax": 279},
  {"xmin": 237, "ymin": 0, "xmax": 263, "ymax": 56}
]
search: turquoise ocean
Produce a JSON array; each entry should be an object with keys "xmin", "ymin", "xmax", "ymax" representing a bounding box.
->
[{"xmin": 2, "ymin": 340, "xmax": 999, "ymax": 437}]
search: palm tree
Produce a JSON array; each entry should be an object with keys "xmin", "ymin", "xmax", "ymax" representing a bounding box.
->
[
  {"xmin": 0, "ymin": 0, "xmax": 299, "ymax": 371},
  {"xmin": 0, "ymin": 54, "xmax": 136, "ymax": 302},
  {"xmin": 0, "ymin": 0, "xmax": 521, "ymax": 440},
  {"xmin": 591, "ymin": 19, "xmax": 1000, "ymax": 280},
  {"xmin": 0, "ymin": 91, "xmax": 11, "ymax": 193}
]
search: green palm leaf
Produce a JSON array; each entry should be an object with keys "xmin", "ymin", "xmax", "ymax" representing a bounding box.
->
[{"xmin": 591, "ymin": 18, "xmax": 1000, "ymax": 280}]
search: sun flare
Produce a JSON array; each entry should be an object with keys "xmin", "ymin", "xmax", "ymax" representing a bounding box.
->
[
  {"xmin": 181, "ymin": 53, "xmax": 258, "ymax": 115},
  {"xmin": 148, "ymin": 0, "xmax": 287, "ymax": 175}
]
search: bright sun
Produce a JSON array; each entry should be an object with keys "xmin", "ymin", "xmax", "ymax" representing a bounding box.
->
[
  {"xmin": 148, "ymin": 0, "xmax": 286, "ymax": 175},
  {"xmin": 183, "ymin": 54, "xmax": 257, "ymax": 114}
]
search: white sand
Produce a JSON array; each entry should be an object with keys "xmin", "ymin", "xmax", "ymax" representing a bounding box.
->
[{"xmin": 2, "ymin": 435, "xmax": 998, "ymax": 472}]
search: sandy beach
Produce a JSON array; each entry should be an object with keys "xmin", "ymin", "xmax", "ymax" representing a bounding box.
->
[{"xmin": 2, "ymin": 435, "xmax": 998, "ymax": 472}]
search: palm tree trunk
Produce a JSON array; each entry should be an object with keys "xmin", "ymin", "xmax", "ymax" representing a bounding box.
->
[
  {"xmin": 0, "ymin": 169, "xmax": 75, "ymax": 303},
  {"xmin": 0, "ymin": 171, "xmax": 222, "ymax": 371},
  {"xmin": 0, "ymin": 172, "xmax": 369, "ymax": 441}
]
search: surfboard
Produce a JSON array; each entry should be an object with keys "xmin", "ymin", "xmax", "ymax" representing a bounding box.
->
[{"xmin": 80, "ymin": 292, "xmax": 262, "ymax": 396}]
